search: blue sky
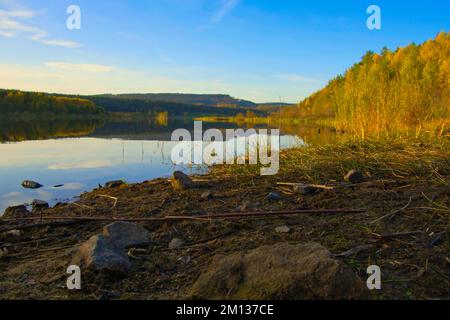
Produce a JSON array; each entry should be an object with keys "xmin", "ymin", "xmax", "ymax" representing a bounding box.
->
[{"xmin": 0, "ymin": 0, "xmax": 449, "ymax": 103}]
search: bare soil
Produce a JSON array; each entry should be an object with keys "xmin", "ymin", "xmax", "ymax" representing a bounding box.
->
[{"xmin": 0, "ymin": 139, "xmax": 449, "ymax": 300}]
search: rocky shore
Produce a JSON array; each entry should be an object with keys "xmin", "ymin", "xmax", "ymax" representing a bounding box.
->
[{"xmin": 0, "ymin": 139, "xmax": 448, "ymax": 300}]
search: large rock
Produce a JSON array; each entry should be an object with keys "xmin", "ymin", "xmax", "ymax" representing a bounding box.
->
[
  {"xmin": 275, "ymin": 226, "xmax": 291, "ymax": 233},
  {"xmin": 191, "ymin": 242, "xmax": 367, "ymax": 300},
  {"xmin": 172, "ymin": 171, "xmax": 195, "ymax": 190},
  {"xmin": 105, "ymin": 180, "xmax": 126, "ymax": 188},
  {"xmin": 21, "ymin": 180, "xmax": 43, "ymax": 189},
  {"xmin": 32, "ymin": 199, "xmax": 49, "ymax": 211},
  {"xmin": 2, "ymin": 205, "xmax": 29, "ymax": 219},
  {"xmin": 72, "ymin": 235, "xmax": 131, "ymax": 276},
  {"xmin": 344, "ymin": 170, "xmax": 364, "ymax": 184},
  {"xmin": 72, "ymin": 222, "xmax": 149, "ymax": 277},
  {"xmin": 102, "ymin": 222, "xmax": 150, "ymax": 249},
  {"xmin": 169, "ymin": 238, "xmax": 185, "ymax": 249}
]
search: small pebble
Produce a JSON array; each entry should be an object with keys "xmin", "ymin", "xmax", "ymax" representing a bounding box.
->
[
  {"xmin": 267, "ymin": 192, "xmax": 283, "ymax": 201},
  {"xmin": 275, "ymin": 226, "xmax": 291, "ymax": 233},
  {"xmin": 201, "ymin": 191, "xmax": 213, "ymax": 200},
  {"xmin": 344, "ymin": 170, "xmax": 364, "ymax": 183}
]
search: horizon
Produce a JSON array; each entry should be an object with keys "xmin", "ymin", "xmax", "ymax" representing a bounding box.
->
[{"xmin": 1, "ymin": 0, "xmax": 449, "ymax": 103}]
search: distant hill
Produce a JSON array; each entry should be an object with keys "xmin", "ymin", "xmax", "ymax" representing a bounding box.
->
[
  {"xmin": 86, "ymin": 95, "xmax": 266, "ymax": 117},
  {"xmin": 95, "ymin": 93, "xmax": 257, "ymax": 108}
]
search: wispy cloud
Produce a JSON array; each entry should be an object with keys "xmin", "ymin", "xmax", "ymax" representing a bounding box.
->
[
  {"xmin": 0, "ymin": 6, "xmax": 82, "ymax": 48},
  {"xmin": 45, "ymin": 62, "xmax": 115, "ymax": 73},
  {"xmin": 40, "ymin": 40, "xmax": 81, "ymax": 48},
  {"xmin": 48, "ymin": 160, "xmax": 114, "ymax": 170},
  {"xmin": 0, "ymin": 9, "xmax": 45, "ymax": 38},
  {"xmin": 211, "ymin": 0, "xmax": 240, "ymax": 23}
]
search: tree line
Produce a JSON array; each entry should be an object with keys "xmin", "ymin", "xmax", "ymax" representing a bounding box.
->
[
  {"xmin": 0, "ymin": 90, "xmax": 104, "ymax": 115},
  {"xmin": 87, "ymin": 96, "xmax": 266, "ymax": 117},
  {"xmin": 282, "ymin": 32, "xmax": 450, "ymax": 137}
]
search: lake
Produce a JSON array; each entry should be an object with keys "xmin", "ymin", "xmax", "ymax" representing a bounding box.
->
[{"xmin": 0, "ymin": 118, "xmax": 337, "ymax": 215}]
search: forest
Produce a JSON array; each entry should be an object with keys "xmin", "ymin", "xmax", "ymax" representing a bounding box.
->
[
  {"xmin": 0, "ymin": 89, "xmax": 266, "ymax": 118},
  {"xmin": 95, "ymin": 93, "xmax": 257, "ymax": 108},
  {"xmin": 0, "ymin": 90, "xmax": 104, "ymax": 115},
  {"xmin": 281, "ymin": 32, "xmax": 450, "ymax": 137}
]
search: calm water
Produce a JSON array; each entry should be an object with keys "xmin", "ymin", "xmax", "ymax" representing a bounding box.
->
[{"xmin": 0, "ymin": 118, "xmax": 336, "ymax": 215}]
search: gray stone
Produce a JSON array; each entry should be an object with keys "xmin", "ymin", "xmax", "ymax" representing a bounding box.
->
[
  {"xmin": 32, "ymin": 199, "xmax": 49, "ymax": 211},
  {"xmin": 191, "ymin": 242, "xmax": 367, "ymax": 300},
  {"xmin": 102, "ymin": 222, "xmax": 149, "ymax": 249},
  {"xmin": 293, "ymin": 184, "xmax": 319, "ymax": 195},
  {"xmin": 73, "ymin": 222, "xmax": 150, "ymax": 277},
  {"xmin": 72, "ymin": 235, "xmax": 130, "ymax": 276},
  {"xmin": 267, "ymin": 192, "xmax": 283, "ymax": 201},
  {"xmin": 105, "ymin": 180, "xmax": 126, "ymax": 188},
  {"xmin": 275, "ymin": 226, "xmax": 291, "ymax": 233},
  {"xmin": 21, "ymin": 180, "xmax": 43, "ymax": 189},
  {"xmin": 344, "ymin": 170, "xmax": 364, "ymax": 183},
  {"xmin": 169, "ymin": 238, "xmax": 185, "ymax": 249},
  {"xmin": 6, "ymin": 230, "xmax": 21, "ymax": 237},
  {"xmin": 172, "ymin": 171, "xmax": 195, "ymax": 190},
  {"xmin": 201, "ymin": 190, "xmax": 213, "ymax": 200},
  {"xmin": 237, "ymin": 201, "xmax": 260, "ymax": 212}
]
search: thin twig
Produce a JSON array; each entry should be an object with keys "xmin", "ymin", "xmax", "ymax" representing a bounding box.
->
[
  {"xmin": 372, "ymin": 230, "xmax": 423, "ymax": 240},
  {"xmin": 277, "ymin": 182, "xmax": 334, "ymax": 190},
  {"xmin": 69, "ymin": 202, "xmax": 94, "ymax": 210},
  {"xmin": 0, "ymin": 208, "xmax": 365, "ymax": 232},
  {"xmin": 370, "ymin": 197, "xmax": 413, "ymax": 224}
]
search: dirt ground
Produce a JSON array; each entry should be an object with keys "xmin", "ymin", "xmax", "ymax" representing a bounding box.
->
[{"xmin": 0, "ymin": 140, "xmax": 449, "ymax": 300}]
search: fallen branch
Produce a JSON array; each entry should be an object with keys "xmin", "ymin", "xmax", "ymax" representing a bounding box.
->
[
  {"xmin": 0, "ymin": 237, "xmax": 53, "ymax": 249},
  {"xmin": 372, "ymin": 230, "xmax": 423, "ymax": 241},
  {"xmin": 69, "ymin": 202, "xmax": 94, "ymax": 210},
  {"xmin": 178, "ymin": 230, "xmax": 235, "ymax": 249}
]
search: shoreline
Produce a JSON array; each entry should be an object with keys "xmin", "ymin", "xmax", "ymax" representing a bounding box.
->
[{"xmin": 0, "ymin": 138, "xmax": 448, "ymax": 299}]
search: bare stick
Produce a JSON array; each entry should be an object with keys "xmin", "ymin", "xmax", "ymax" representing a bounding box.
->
[
  {"xmin": 372, "ymin": 230, "xmax": 422, "ymax": 240},
  {"xmin": 1, "ymin": 208, "xmax": 365, "ymax": 226},
  {"xmin": 0, "ymin": 220, "xmax": 91, "ymax": 233},
  {"xmin": 95, "ymin": 194, "xmax": 119, "ymax": 208},
  {"xmin": 69, "ymin": 202, "xmax": 94, "ymax": 210},
  {"xmin": 333, "ymin": 244, "xmax": 374, "ymax": 258}
]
